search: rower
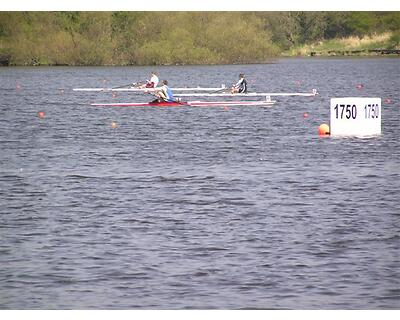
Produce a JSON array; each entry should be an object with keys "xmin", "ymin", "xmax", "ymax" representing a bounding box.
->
[
  {"xmin": 136, "ymin": 71, "xmax": 159, "ymax": 88},
  {"xmin": 231, "ymin": 73, "xmax": 247, "ymax": 94},
  {"xmin": 153, "ymin": 80, "xmax": 175, "ymax": 102}
]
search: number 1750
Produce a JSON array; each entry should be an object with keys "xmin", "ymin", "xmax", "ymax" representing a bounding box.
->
[
  {"xmin": 334, "ymin": 104, "xmax": 357, "ymax": 119},
  {"xmin": 364, "ymin": 104, "xmax": 379, "ymax": 119}
]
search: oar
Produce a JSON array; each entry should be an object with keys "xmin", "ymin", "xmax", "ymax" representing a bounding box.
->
[
  {"xmin": 110, "ymin": 83, "xmax": 132, "ymax": 89},
  {"xmin": 111, "ymin": 82, "xmax": 144, "ymax": 89},
  {"xmin": 210, "ymin": 84, "xmax": 229, "ymax": 94}
]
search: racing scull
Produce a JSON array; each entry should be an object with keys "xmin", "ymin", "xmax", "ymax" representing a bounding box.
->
[
  {"xmin": 73, "ymin": 85, "xmax": 226, "ymax": 92},
  {"xmin": 91, "ymin": 100, "xmax": 276, "ymax": 107}
]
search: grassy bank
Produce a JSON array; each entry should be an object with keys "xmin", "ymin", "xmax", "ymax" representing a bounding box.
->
[{"xmin": 282, "ymin": 32, "xmax": 400, "ymax": 57}]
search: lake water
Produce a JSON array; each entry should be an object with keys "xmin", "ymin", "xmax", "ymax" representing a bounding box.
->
[{"xmin": 0, "ymin": 58, "xmax": 399, "ymax": 309}]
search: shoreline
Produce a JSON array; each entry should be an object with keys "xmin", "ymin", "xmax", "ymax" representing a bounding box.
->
[
  {"xmin": 283, "ymin": 49, "xmax": 400, "ymax": 57},
  {"xmin": 0, "ymin": 55, "xmax": 399, "ymax": 67}
]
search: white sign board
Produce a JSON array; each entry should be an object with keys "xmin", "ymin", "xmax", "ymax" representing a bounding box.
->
[{"xmin": 330, "ymin": 98, "xmax": 381, "ymax": 136}]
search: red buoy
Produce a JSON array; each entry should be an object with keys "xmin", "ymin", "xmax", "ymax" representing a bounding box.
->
[
  {"xmin": 37, "ymin": 111, "xmax": 46, "ymax": 119},
  {"xmin": 384, "ymin": 98, "xmax": 392, "ymax": 104}
]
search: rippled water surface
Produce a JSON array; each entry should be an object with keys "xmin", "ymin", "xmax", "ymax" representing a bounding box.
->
[{"xmin": 0, "ymin": 58, "xmax": 399, "ymax": 309}]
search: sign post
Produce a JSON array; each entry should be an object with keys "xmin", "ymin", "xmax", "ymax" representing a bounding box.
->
[{"xmin": 330, "ymin": 98, "xmax": 381, "ymax": 136}]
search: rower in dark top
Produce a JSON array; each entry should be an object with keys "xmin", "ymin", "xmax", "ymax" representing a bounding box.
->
[{"xmin": 231, "ymin": 73, "xmax": 248, "ymax": 94}]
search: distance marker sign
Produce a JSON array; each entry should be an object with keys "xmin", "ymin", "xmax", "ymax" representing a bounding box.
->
[{"xmin": 330, "ymin": 97, "xmax": 381, "ymax": 136}]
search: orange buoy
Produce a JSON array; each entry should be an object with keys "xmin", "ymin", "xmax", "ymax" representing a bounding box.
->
[
  {"xmin": 111, "ymin": 121, "xmax": 118, "ymax": 129},
  {"xmin": 37, "ymin": 111, "xmax": 46, "ymax": 119},
  {"xmin": 318, "ymin": 123, "xmax": 330, "ymax": 136},
  {"xmin": 303, "ymin": 112, "xmax": 309, "ymax": 118}
]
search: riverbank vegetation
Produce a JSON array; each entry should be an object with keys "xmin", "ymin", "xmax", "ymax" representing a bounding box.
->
[
  {"xmin": 283, "ymin": 32, "xmax": 400, "ymax": 56},
  {"xmin": 0, "ymin": 12, "xmax": 399, "ymax": 66}
]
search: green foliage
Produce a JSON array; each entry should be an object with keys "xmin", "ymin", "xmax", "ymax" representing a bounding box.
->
[
  {"xmin": 388, "ymin": 31, "xmax": 400, "ymax": 49},
  {"xmin": 0, "ymin": 12, "xmax": 398, "ymax": 66},
  {"xmin": 379, "ymin": 12, "xmax": 400, "ymax": 32},
  {"xmin": 347, "ymin": 12, "xmax": 376, "ymax": 36},
  {"xmin": 323, "ymin": 12, "xmax": 353, "ymax": 38}
]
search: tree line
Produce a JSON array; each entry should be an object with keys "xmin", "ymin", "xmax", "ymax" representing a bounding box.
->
[{"xmin": 0, "ymin": 12, "xmax": 399, "ymax": 66}]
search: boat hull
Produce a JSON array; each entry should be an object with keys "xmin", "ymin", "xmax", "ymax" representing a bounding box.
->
[
  {"xmin": 91, "ymin": 101, "xmax": 186, "ymax": 107},
  {"xmin": 91, "ymin": 100, "xmax": 276, "ymax": 107}
]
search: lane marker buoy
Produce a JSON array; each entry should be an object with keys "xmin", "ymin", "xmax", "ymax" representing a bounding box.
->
[
  {"xmin": 318, "ymin": 123, "xmax": 330, "ymax": 136},
  {"xmin": 384, "ymin": 98, "xmax": 392, "ymax": 104},
  {"xmin": 37, "ymin": 111, "xmax": 46, "ymax": 119}
]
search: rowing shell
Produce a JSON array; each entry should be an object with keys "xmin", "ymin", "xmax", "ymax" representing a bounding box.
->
[
  {"xmin": 73, "ymin": 85, "xmax": 226, "ymax": 92},
  {"xmin": 91, "ymin": 100, "xmax": 276, "ymax": 107},
  {"xmin": 175, "ymin": 89, "xmax": 318, "ymax": 97}
]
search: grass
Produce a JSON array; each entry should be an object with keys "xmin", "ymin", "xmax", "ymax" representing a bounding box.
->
[{"xmin": 282, "ymin": 32, "xmax": 399, "ymax": 56}]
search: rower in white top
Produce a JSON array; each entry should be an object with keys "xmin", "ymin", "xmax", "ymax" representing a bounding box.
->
[{"xmin": 135, "ymin": 71, "xmax": 159, "ymax": 89}]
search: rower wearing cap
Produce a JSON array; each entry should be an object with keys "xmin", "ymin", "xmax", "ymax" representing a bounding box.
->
[
  {"xmin": 231, "ymin": 73, "xmax": 247, "ymax": 94},
  {"xmin": 154, "ymin": 80, "xmax": 175, "ymax": 102}
]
